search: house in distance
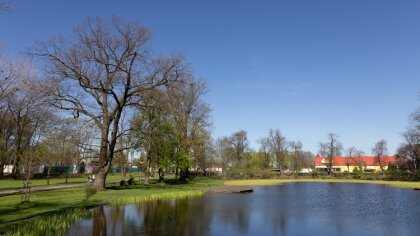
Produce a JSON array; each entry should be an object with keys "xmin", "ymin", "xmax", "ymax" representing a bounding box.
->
[{"xmin": 314, "ymin": 155, "xmax": 407, "ymax": 173}]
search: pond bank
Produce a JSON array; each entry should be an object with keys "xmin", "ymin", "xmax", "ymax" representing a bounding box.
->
[
  {"xmin": 224, "ymin": 178, "xmax": 420, "ymax": 189},
  {"xmin": 0, "ymin": 177, "xmax": 222, "ymax": 232},
  {"xmin": 1, "ymin": 177, "xmax": 419, "ymax": 234}
]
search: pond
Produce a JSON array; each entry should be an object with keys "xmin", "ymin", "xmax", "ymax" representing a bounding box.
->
[{"xmin": 64, "ymin": 183, "xmax": 420, "ymax": 236}]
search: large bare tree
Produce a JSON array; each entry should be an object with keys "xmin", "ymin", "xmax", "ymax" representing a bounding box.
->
[
  {"xmin": 266, "ymin": 129, "xmax": 288, "ymax": 172},
  {"xmin": 215, "ymin": 136, "xmax": 234, "ymax": 174},
  {"xmin": 258, "ymin": 137, "xmax": 271, "ymax": 169},
  {"xmin": 30, "ymin": 17, "xmax": 185, "ymax": 190},
  {"xmin": 230, "ymin": 130, "xmax": 249, "ymax": 164},
  {"xmin": 319, "ymin": 133, "xmax": 343, "ymax": 175},
  {"xmin": 0, "ymin": 57, "xmax": 21, "ymax": 176},
  {"xmin": 289, "ymin": 140, "xmax": 303, "ymax": 172},
  {"xmin": 398, "ymin": 109, "xmax": 420, "ymax": 170},
  {"xmin": 372, "ymin": 139, "xmax": 387, "ymax": 171},
  {"xmin": 0, "ymin": 58, "xmax": 50, "ymax": 177}
]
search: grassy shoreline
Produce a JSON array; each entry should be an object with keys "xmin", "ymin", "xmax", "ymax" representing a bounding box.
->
[
  {"xmin": 1, "ymin": 176, "xmax": 419, "ymax": 233},
  {"xmin": 0, "ymin": 177, "xmax": 222, "ymax": 230},
  {"xmin": 224, "ymin": 178, "xmax": 420, "ymax": 189}
]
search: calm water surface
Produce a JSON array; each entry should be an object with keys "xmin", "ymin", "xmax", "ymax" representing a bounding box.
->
[{"xmin": 65, "ymin": 183, "xmax": 420, "ymax": 236}]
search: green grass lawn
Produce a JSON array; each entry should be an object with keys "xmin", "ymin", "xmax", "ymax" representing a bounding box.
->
[
  {"xmin": 0, "ymin": 173, "xmax": 141, "ymax": 190},
  {"xmin": 0, "ymin": 176, "xmax": 223, "ymax": 230}
]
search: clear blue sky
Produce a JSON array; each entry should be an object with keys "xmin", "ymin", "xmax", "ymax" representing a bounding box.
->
[{"xmin": 1, "ymin": 0, "xmax": 419, "ymax": 155}]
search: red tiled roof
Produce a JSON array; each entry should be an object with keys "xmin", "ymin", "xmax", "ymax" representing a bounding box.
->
[{"xmin": 314, "ymin": 156, "xmax": 405, "ymax": 166}]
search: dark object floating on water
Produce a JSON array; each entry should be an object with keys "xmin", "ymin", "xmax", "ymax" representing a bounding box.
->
[
  {"xmin": 238, "ymin": 189, "xmax": 254, "ymax": 193},
  {"xmin": 414, "ymin": 188, "xmax": 420, "ymax": 191},
  {"xmin": 212, "ymin": 186, "xmax": 254, "ymax": 194}
]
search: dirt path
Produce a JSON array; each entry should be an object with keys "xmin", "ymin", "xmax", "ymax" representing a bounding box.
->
[
  {"xmin": 0, "ymin": 183, "xmax": 89, "ymax": 195},
  {"xmin": 0, "ymin": 180, "xmax": 124, "ymax": 196}
]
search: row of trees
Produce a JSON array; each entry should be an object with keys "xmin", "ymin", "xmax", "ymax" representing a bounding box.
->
[
  {"xmin": 0, "ymin": 58, "xmax": 101, "ymax": 193},
  {"xmin": 0, "ymin": 16, "xmax": 213, "ymax": 190},
  {"xmin": 318, "ymin": 108, "xmax": 420, "ymax": 175},
  {"xmin": 1, "ymin": 13, "xmax": 418, "ymax": 190},
  {"xmin": 129, "ymin": 77, "xmax": 211, "ymax": 184},
  {"xmin": 215, "ymin": 129, "xmax": 314, "ymax": 177}
]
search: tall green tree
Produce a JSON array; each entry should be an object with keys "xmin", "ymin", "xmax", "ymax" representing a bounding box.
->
[{"xmin": 165, "ymin": 78, "xmax": 211, "ymax": 182}]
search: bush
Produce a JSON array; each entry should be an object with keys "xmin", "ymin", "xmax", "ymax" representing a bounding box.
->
[
  {"xmin": 120, "ymin": 180, "xmax": 126, "ymax": 186},
  {"xmin": 261, "ymin": 170, "xmax": 272, "ymax": 179},
  {"xmin": 128, "ymin": 177, "xmax": 135, "ymax": 185},
  {"xmin": 85, "ymin": 187, "xmax": 97, "ymax": 201},
  {"xmin": 385, "ymin": 170, "xmax": 420, "ymax": 181}
]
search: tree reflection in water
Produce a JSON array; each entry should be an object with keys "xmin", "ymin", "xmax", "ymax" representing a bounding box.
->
[
  {"xmin": 64, "ymin": 183, "xmax": 420, "ymax": 236},
  {"xmin": 92, "ymin": 206, "xmax": 107, "ymax": 236}
]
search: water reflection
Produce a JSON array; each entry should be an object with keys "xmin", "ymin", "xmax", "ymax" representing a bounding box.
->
[{"xmin": 65, "ymin": 183, "xmax": 420, "ymax": 236}]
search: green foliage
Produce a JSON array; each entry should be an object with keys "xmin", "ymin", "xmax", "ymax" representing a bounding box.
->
[
  {"xmin": 228, "ymin": 152, "xmax": 273, "ymax": 179},
  {"xmin": 128, "ymin": 177, "xmax": 135, "ymax": 185},
  {"xmin": 131, "ymin": 109, "xmax": 191, "ymax": 175},
  {"xmin": 385, "ymin": 169, "xmax": 420, "ymax": 181},
  {"xmin": 110, "ymin": 190, "xmax": 203, "ymax": 206},
  {"xmin": 0, "ymin": 176, "xmax": 223, "ymax": 231},
  {"xmin": 84, "ymin": 187, "xmax": 97, "ymax": 200},
  {"xmin": 120, "ymin": 180, "xmax": 126, "ymax": 187},
  {"xmin": 177, "ymin": 151, "xmax": 190, "ymax": 169},
  {"xmin": 4, "ymin": 209, "xmax": 91, "ymax": 236}
]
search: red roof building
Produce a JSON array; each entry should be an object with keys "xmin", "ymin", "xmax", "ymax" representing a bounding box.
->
[{"xmin": 314, "ymin": 155, "xmax": 406, "ymax": 173}]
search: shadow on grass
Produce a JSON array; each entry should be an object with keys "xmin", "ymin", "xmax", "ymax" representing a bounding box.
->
[
  {"xmin": 0, "ymin": 199, "xmax": 96, "ymax": 225},
  {"xmin": 105, "ymin": 177, "xmax": 199, "ymax": 191}
]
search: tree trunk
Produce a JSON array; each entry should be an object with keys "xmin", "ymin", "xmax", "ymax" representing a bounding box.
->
[
  {"xmin": 12, "ymin": 158, "xmax": 20, "ymax": 179},
  {"xmin": 121, "ymin": 164, "xmax": 126, "ymax": 179},
  {"xmin": 0, "ymin": 164, "xmax": 4, "ymax": 177},
  {"xmin": 158, "ymin": 167, "xmax": 164, "ymax": 182},
  {"xmin": 94, "ymin": 121, "xmax": 111, "ymax": 190},
  {"xmin": 179, "ymin": 168, "xmax": 189, "ymax": 183},
  {"xmin": 376, "ymin": 156, "xmax": 384, "ymax": 172},
  {"xmin": 47, "ymin": 167, "xmax": 51, "ymax": 185},
  {"xmin": 94, "ymin": 161, "xmax": 111, "ymax": 190},
  {"xmin": 65, "ymin": 171, "xmax": 69, "ymax": 184},
  {"xmin": 22, "ymin": 158, "xmax": 31, "ymax": 202},
  {"xmin": 179, "ymin": 169, "xmax": 186, "ymax": 182},
  {"xmin": 144, "ymin": 169, "xmax": 149, "ymax": 185}
]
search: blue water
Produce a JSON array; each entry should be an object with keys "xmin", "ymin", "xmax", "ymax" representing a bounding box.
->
[{"xmin": 65, "ymin": 183, "xmax": 420, "ymax": 236}]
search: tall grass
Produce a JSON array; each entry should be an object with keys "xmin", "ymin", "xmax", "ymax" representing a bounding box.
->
[
  {"xmin": 3, "ymin": 208, "xmax": 91, "ymax": 236},
  {"xmin": 110, "ymin": 190, "xmax": 204, "ymax": 206}
]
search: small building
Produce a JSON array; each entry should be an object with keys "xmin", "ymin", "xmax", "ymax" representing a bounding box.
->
[
  {"xmin": 314, "ymin": 156, "xmax": 406, "ymax": 173},
  {"xmin": 206, "ymin": 164, "xmax": 223, "ymax": 173},
  {"xmin": 3, "ymin": 165, "xmax": 14, "ymax": 174}
]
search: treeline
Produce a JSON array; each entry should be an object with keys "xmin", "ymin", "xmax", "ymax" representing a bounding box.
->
[
  {"xmin": 0, "ymin": 17, "xmax": 212, "ymax": 190},
  {"xmin": 0, "ymin": 16, "xmax": 418, "ymax": 191},
  {"xmin": 316, "ymin": 108, "xmax": 420, "ymax": 175},
  {"xmin": 214, "ymin": 129, "xmax": 314, "ymax": 178}
]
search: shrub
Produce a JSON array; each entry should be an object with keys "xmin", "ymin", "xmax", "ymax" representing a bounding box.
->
[
  {"xmin": 120, "ymin": 180, "xmax": 126, "ymax": 186},
  {"xmin": 85, "ymin": 187, "xmax": 97, "ymax": 201},
  {"xmin": 128, "ymin": 177, "xmax": 135, "ymax": 185},
  {"xmin": 261, "ymin": 170, "xmax": 272, "ymax": 179}
]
